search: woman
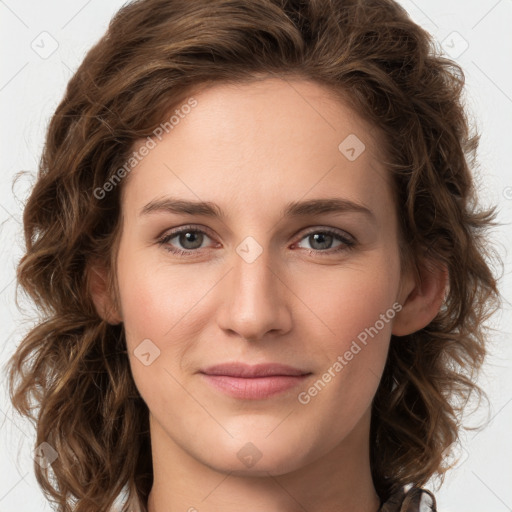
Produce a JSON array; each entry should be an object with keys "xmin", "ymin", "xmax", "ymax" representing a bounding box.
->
[{"xmin": 6, "ymin": 0, "xmax": 500, "ymax": 511}]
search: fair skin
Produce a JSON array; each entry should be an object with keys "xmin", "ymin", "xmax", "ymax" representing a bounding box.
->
[{"xmin": 89, "ymin": 77, "xmax": 446, "ymax": 512}]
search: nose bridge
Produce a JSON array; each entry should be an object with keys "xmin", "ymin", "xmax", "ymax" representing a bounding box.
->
[{"xmin": 216, "ymin": 237, "xmax": 291, "ymax": 340}]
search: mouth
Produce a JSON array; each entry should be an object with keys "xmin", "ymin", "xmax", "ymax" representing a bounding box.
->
[{"xmin": 199, "ymin": 362, "xmax": 312, "ymax": 400}]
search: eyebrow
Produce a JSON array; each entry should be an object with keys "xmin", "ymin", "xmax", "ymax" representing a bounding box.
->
[{"xmin": 139, "ymin": 196, "xmax": 375, "ymax": 221}]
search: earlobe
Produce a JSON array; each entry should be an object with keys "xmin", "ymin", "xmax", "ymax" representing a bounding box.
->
[
  {"xmin": 87, "ymin": 260, "xmax": 123, "ymax": 325},
  {"xmin": 392, "ymin": 259, "xmax": 448, "ymax": 337}
]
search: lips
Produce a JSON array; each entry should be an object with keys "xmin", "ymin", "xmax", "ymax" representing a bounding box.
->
[
  {"xmin": 199, "ymin": 362, "xmax": 311, "ymax": 400},
  {"xmin": 200, "ymin": 362, "xmax": 309, "ymax": 378}
]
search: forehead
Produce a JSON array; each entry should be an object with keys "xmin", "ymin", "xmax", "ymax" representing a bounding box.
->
[
  {"xmin": 120, "ymin": 77, "xmax": 393, "ymax": 221},
  {"xmin": 174, "ymin": 77, "xmax": 385, "ymax": 154}
]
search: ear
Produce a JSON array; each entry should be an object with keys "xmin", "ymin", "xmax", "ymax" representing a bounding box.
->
[
  {"xmin": 87, "ymin": 260, "xmax": 123, "ymax": 325},
  {"xmin": 392, "ymin": 257, "xmax": 448, "ymax": 336}
]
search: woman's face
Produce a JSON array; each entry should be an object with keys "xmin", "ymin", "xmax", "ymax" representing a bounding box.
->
[{"xmin": 112, "ymin": 77, "xmax": 411, "ymax": 475}]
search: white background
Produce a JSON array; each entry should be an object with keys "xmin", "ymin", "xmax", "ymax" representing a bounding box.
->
[{"xmin": 0, "ymin": 1, "xmax": 511, "ymax": 511}]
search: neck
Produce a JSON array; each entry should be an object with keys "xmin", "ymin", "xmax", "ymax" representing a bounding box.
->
[{"xmin": 147, "ymin": 408, "xmax": 381, "ymax": 512}]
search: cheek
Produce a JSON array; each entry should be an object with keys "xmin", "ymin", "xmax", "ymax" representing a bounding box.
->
[
  {"xmin": 117, "ymin": 251, "xmax": 211, "ymax": 340},
  {"xmin": 116, "ymin": 255, "xmax": 211, "ymax": 406},
  {"xmin": 295, "ymin": 252, "xmax": 400, "ymax": 344},
  {"xmin": 116, "ymin": 251, "xmax": 226, "ymax": 394},
  {"xmin": 294, "ymin": 253, "xmax": 400, "ymax": 404}
]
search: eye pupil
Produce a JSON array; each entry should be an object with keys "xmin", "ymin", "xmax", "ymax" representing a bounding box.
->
[
  {"xmin": 310, "ymin": 233, "xmax": 333, "ymax": 250},
  {"xmin": 180, "ymin": 231, "xmax": 203, "ymax": 249}
]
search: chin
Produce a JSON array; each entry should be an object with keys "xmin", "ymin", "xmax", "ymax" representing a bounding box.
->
[{"xmin": 200, "ymin": 433, "xmax": 313, "ymax": 476}]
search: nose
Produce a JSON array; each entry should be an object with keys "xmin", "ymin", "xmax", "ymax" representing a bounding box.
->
[{"xmin": 216, "ymin": 244, "xmax": 293, "ymax": 342}]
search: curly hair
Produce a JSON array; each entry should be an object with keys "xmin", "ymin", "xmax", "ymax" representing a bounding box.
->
[{"xmin": 5, "ymin": 0, "xmax": 501, "ymax": 511}]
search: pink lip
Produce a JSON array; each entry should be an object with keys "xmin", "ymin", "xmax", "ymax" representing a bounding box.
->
[{"xmin": 199, "ymin": 363, "xmax": 311, "ymax": 400}]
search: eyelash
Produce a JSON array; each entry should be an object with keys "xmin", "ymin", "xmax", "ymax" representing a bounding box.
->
[{"xmin": 156, "ymin": 225, "xmax": 356, "ymax": 257}]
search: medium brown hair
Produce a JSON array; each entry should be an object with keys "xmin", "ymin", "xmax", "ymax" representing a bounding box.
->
[{"xmin": 5, "ymin": 0, "xmax": 501, "ymax": 511}]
